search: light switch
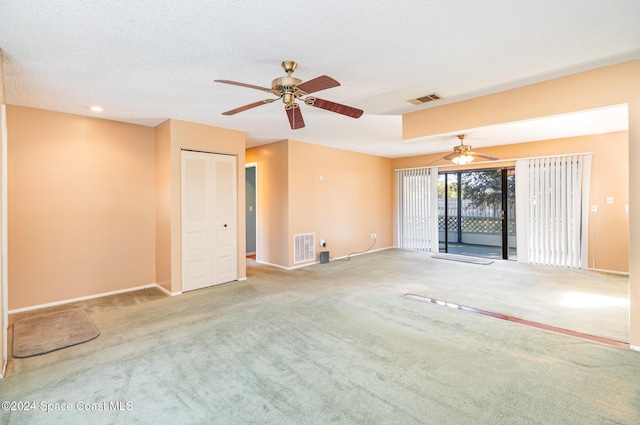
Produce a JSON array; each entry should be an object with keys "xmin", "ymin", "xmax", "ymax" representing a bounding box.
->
[
  {"xmin": 591, "ymin": 205, "xmax": 598, "ymax": 212},
  {"xmin": 626, "ymin": 204, "xmax": 630, "ymax": 213}
]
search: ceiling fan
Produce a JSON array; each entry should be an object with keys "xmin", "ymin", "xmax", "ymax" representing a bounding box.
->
[
  {"xmin": 214, "ymin": 60, "xmax": 363, "ymax": 130},
  {"xmin": 443, "ymin": 134, "xmax": 499, "ymax": 165}
]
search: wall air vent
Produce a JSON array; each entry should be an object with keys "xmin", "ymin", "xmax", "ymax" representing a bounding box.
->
[
  {"xmin": 407, "ymin": 93, "xmax": 443, "ymax": 105},
  {"xmin": 294, "ymin": 233, "xmax": 315, "ymax": 263}
]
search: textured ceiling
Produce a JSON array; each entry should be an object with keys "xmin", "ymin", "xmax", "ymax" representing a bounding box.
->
[{"xmin": 1, "ymin": 0, "xmax": 639, "ymax": 158}]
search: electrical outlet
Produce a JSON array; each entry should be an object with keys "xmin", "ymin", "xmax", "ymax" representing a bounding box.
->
[
  {"xmin": 371, "ymin": 233, "xmax": 377, "ymax": 239},
  {"xmin": 320, "ymin": 239, "xmax": 326, "ymax": 247}
]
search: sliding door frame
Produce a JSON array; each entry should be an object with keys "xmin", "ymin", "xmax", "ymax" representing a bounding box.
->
[{"xmin": 440, "ymin": 166, "xmax": 515, "ymax": 260}]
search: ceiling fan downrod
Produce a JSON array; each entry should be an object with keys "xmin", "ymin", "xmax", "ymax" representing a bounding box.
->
[{"xmin": 455, "ymin": 134, "xmax": 471, "ymax": 153}]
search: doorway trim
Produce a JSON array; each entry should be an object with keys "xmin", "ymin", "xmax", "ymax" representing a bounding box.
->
[
  {"xmin": 1, "ymin": 105, "xmax": 7, "ymax": 377},
  {"xmin": 245, "ymin": 162, "xmax": 258, "ymax": 261}
]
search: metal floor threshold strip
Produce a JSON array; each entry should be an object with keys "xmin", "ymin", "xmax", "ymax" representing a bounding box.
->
[{"xmin": 403, "ymin": 293, "xmax": 629, "ymax": 349}]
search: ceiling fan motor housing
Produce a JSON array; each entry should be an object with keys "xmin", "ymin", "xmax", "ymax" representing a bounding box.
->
[
  {"xmin": 271, "ymin": 76, "xmax": 302, "ymax": 91},
  {"xmin": 454, "ymin": 144, "xmax": 471, "ymax": 153},
  {"xmin": 272, "ymin": 76, "xmax": 303, "ymax": 105}
]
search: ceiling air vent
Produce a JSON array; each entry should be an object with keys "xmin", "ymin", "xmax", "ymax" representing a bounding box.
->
[{"xmin": 407, "ymin": 93, "xmax": 443, "ymax": 105}]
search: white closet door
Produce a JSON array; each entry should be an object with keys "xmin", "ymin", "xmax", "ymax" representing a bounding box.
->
[
  {"xmin": 182, "ymin": 150, "xmax": 237, "ymax": 292},
  {"xmin": 213, "ymin": 156, "xmax": 237, "ymax": 284}
]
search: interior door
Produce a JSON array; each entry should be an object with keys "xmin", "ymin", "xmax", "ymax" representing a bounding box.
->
[
  {"xmin": 213, "ymin": 155, "xmax": 237, "ymax": 283},
  {"xmin": 181, "ymin": 150, "xmax": 237, "ymax": 292}
]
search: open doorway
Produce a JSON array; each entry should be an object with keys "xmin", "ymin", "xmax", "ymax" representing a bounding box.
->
[
  {"xmin": 245, "ymin": 163, "xmax": 257, "ymax": 260},
  {"xmin": 439, "ymin": 168, "xmax": 516, "ymax": 260}
]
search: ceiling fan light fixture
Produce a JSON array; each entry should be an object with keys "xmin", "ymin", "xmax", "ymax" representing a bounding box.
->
[{"xmin": 451, "ymin": 153, "xmax": 474, "ymax": 165}]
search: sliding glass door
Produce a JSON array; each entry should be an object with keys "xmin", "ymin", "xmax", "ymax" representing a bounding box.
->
[{"xmin": 439, "ymin": 168, "xmax": 516, "ymax": 260}]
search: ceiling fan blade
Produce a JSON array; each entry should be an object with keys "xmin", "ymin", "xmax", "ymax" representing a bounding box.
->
[
  {"xmin": 443, "ymin": 152, "xmax": 460, "ymax": 160},
  {"xmin": 306, "ymin": 97, "xmax": 363, "ymax": 118},
  {"xmin": 222, "ymin": 100, "xmax": 273, "ymax": 115},
  {"xmin": 286, "ymin": 105, "xmax": 305, "ymax": 129},
  {"xmin": 469, "ymin": 152, "xmax": 499, "ymax": 161},
  {"xmin": 214, "ymin": 79, "xmax": 271, "ymax": 92},
  {"xmin": 296, "ymin": 75, "xmax": 340, "ymax": 94}
]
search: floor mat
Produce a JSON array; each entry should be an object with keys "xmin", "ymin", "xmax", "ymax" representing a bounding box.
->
[
  {"xmin": 12, "ymin": 308, "xmax": 100, "ymax": 358},
  {"xmin": 431, "ymin": 253, "xmax": 494, "ymax": 265}
]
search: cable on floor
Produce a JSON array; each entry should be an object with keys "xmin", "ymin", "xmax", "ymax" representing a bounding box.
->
[{"xmin": 331, "ymin": 238, "xmax": 377, "ymax": 262}]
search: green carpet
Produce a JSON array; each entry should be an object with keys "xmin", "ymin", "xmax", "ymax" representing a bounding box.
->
[{"xmin": 1, "ymin": 249, "xmax": 637, "ymax": 424}]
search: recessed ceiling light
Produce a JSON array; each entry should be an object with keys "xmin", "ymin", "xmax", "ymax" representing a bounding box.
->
[{"xmin": 88, "ymin": 105, "xmax": 103, "ymax": 112}]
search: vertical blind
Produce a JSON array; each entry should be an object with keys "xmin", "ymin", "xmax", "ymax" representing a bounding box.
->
[
  {"xmin": 395, "ymin": 167, "xmax": 439, "ymax": 251},
  {"xmin": 515, "ymin": 154, "xmax": 592, "ymax": 268}
]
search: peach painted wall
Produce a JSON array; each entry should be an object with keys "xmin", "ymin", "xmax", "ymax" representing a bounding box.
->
[
  {"xmin": 402, "ymin": 59, "xmax": 640, "ymax": 347},
  {"xmin": 392, "ymin": 132, "xmax": 629, "ymax": 273},
  {"xmin": 288, "ymin": 140, "xmax": 392, "ymax": 267},
  {"xmin": 246, "ymin": 139, "xmax": 392, "ymax": 269},
  {"xmin": 155, "ymin": 120, "xmax": 171, "ymax": 293},
  {"xmin": 166, "ymin": 119, "xmax": 246, "ymax": 293},
  {"xmin": 7, "ymin": 106, "xmax": 156, "ymax": 310},
  {"xmin": 403, "ymin": 60, "xmax": 640, "ymax": 140},
  {"xmin": 245, "ymin": 141, "xmax": 289, "ymax": 267}
]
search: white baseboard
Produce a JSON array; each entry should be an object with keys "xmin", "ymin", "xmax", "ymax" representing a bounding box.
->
[
  {"xmin": 256, "ymin": 259, "xmax": 321, "ymax": 270},
  {"xmin": 8, "ymin": 283, "xmax": 168, "ymax": 314},
  {"xmin": 331, "ymin": 246, "xmax": 392, "ymax": 261},
  {"xmin": 631, "ymin": 345, "xmax": 640, "ymax": 352},
  {"xmin": 254, "ymin": 246, "xmax": 393, "ymax": 271},
  {"xmin": 1, "ymin": 358, "xmax": 6, "ymax": 379},
  {"xmin": 289, "ymin": 261, "xmax": 322, "ymax": 270},
  {"xmin": 255, "ymin": 260, "xmax": 292, "ymax": 270},
  {"xmin": 154, "ymin": 284, "xmax": 181, "ymax": 297},
  {"xmin": 237, "ymin": 277, "xmax": 247, "ymax": 281},
  {"xmin": 586, "ymin": 267, "xmax": 629, "ymax": 276}
]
